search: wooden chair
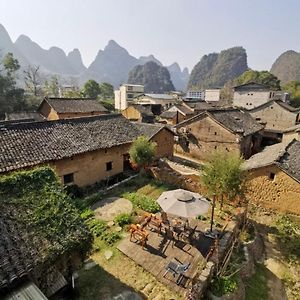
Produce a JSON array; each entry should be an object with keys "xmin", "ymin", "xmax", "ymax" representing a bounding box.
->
[{"xmin": 161, "ymin": 212, "xmax": 170, "ymax": 227}]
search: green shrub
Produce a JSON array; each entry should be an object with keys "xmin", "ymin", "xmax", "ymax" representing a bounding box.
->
[
  {"xmin": 86, "ymin": 219, "xmax": 107, "ymax": 237},
  {"xmin": 115, "ymin": 213, "xmax": 133, "ymax": 227},
  {"xmin": 196, "ymin": 215, "xmax": 207, "ymax": 221},
  {"xmin": 101, "ymin": 231, "xmax": 121, "ymax": 245},
  {"xmin": 125, "ymin": 192, "xmax": 160, "ymax": 213},
  {"xmin": 211, "ymin": 276, "xmax": 238, "ymax": 296},
  {"xmin": 80, "ymin": 208, "xmax": 95, "ymax": 221}
]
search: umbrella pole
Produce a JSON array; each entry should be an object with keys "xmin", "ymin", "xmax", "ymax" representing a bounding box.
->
[{"xmin": 210, "ymin": 194, "xmax": 216, "ymax": 233}]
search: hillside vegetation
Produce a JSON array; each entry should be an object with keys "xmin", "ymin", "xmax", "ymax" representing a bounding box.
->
[{"xmin": 188, "ymin": 46, "xmax": 248, "ymax": 90}]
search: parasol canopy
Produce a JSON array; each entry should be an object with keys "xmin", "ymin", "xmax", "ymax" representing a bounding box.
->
[{"xmin": 157, "ymin": 189, "xmax": 211, "ymax": 218}]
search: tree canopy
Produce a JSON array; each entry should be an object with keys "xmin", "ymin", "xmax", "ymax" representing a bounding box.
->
[
  {"xmin": 0, "ymin": 52, "xmax": 25, "ymax": 116},
  {"xmin": 99, "ymin": 82, "xmax": 114, "ymax": 100},
  {"xmin": 282, "ymin": 81, "xmax": 300, "ymax": 107},
  {"xmin": 201, "ymin": 150, "xmax": 245, "ymax": 208},
  {"xmin": 129, "ymin": 136, "xmax": 156, "ymax": 170},
  {"xmin": 235, "ymin": 70, "xmax": 281, "ymax": 90},
  {"xmin": 82, "ymin": 79, "xmax": 101, "ymax": 98}
]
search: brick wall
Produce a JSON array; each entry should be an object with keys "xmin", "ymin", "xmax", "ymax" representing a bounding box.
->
[{"xmin": 246, "ymin": 165, "xmax": 300, "ymax": 214}]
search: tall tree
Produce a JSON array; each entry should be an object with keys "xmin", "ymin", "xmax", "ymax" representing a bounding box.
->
[
  {"xmin": 44, "ymin": 75, "xmax": 60, "ymax": 97},
  {"xmin": 24, "ymin": 65, "xmax": 42, "ymax": 96},
  {"xmin": 129, "ymin": 136, "xmax": 156, "ymax": 170},
  {"xmin": 82, "ymin": 79, "xmax": 100, "ymax": 98},
  {"xmin": 235, "ymin": 70, "xmax": 281, "ymax": 90},
  {"xmin": 0, "ymin": 53, "xmax": 25, "ymax": 115},
  {"xmin": 99, "ymin": 82, "xmax": 114, "ymax": 100},
  {"xmin": 282, "ymin": 81, "xmax": 300, "ymax": 107},
  {"xmin": 201, "ymin": 150, "xmax": 245, "ymax": 209}
]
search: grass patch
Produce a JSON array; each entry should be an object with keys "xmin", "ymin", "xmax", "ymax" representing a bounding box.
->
[
  {"xmin": 210, "ymin": 275, "xmax": 238, "ymax": 296},
  {"xmin": 114, "ymin": 213, "xmax": 133, "ymax": 227},
  {"xmin": 245, "ymin": 264, "xmax": 269, "ymax": 300},
  {"xmin": 124, "ymin": 192, "xmax": 160, "ymax": 213}
]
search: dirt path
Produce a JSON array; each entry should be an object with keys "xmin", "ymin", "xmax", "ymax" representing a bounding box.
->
[{"xmin": 253, "ymin": 215, "xmax": 288, "ymax": 300}]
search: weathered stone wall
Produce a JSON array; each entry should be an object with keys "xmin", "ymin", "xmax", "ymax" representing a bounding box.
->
[
  {"xmin": 174, "ymin": 116, "xmax": 243, "ymax": 161},
  {"xmin": 249, "ymin": 101, "xmax": 299, "ymax": 131},
  {"xmin": 150, "ymin": 128, "xmax": 175, "ymax": 159},
  {"xmin": 246, "ymin": 165, "xmax": 300, "ymax": 215},
  {"xmin": 50, "ymin": 143, "xmax": 130, "ymax": 187}
]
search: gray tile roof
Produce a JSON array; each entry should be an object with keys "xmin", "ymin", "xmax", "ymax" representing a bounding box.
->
[
  {"xmin": 44, "ymin": 97, "xmax": 108, "ymax": 113},
  {"xmin": 248, "ymin": 100, "xmax": 300, "ymax": 113},
  {"xmin": 278, "ymin": 140, "xmax": 300, "ymax": 182},
  {"xmin": 233, "ymin": 82, "xmax": 271, "ymax": 92},
  {"xmin": 5, "ymin": 112, "xmax": 44, "ymax": 122},
  {"xmin": 133, "ymin": 122, "xmax": 175, "ymax": 139},
  {"xmin": 243, "ymin": 140, "xmax": 300, "ymax": 182},
  {"xmin": 243, "ymin": 142, "xmax": 288, "ymax": 170},
  {"xmin": 160, "ymin": 111, "xmax": 178, "ymax": 119},
  {"xmin": 0, "ymin": 114, "xmax": 140, "ymax": 173},
  {"xmin": 131, "ymin": 104, "xmax": 154, "ymax": 116},
  {"xmin": 176, "ymin": 109, "xmax": 264, "ymax": 136}
]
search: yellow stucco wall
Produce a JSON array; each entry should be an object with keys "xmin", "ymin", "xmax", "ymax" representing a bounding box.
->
[
  {"xmin": 246, "ymin": 165, "xmax": 300, "ymax": 215},
  {"xmin": 121, "ymin": 106, "xmax": 142, "ymax": 121},
  {"xmin": 49, "ymin": 143, "xmax": 131, "ymax": 187},
  {"xmin": 38, "ymin": 101, "xmax": 59, "ymax": 120}
]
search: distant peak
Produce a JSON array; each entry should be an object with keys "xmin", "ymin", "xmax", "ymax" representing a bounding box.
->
[
  {"xmin": 0, "ymin": 23, "xmax": 13, "ymax": 43},
  {"xmin": 106, "ymin": 39, "xmax": 122, "ymax": 49},
  {"xmin": 15, "ymin": 34, "xmax": 32, "ymax": 44}
]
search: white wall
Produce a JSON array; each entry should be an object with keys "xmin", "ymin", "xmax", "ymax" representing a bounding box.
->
[{"xmin": 233, "ymin": 91, "xmax": 272, "ymax": 109}]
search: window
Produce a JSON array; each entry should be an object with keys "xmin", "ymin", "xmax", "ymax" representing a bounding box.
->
[
  {"xmin": 106, "ymin": 161, "xmax": 113, "ymax": 171},
  {"xmin": 255, "ymin": 118, "xmax": 261, "ymax": 121},
  {"xmin": 127, "ymin": 93, "xmax": 134, "ymax": 99},
  {"xmin": 214, "ymin": 146, "xmax": 217, "ymax": 150},
  {"xmin": 63, "ymin": 173, "xmax": 74, "ymax": 185},
  {"xmin": 269, "ymin": 172, "xmax": 275, "ymax": 181},
  {"xmin": 214, "ymin": 132, "xmax": 217, "ymax": 135}
]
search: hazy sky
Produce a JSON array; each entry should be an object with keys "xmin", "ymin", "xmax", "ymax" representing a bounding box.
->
[{"xmin": 0, "ymin": 0, "xmax": 299, "ymax": 71}]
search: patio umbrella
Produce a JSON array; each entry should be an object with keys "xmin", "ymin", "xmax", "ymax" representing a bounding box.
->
[{"xmin": 157, "ymin": 189, "xmax": 211, "ymax": 218}]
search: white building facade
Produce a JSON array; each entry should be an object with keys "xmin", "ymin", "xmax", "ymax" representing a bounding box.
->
[{"xmin": 114, "ymin": 84, "xmax": 144, "ymax": 110}]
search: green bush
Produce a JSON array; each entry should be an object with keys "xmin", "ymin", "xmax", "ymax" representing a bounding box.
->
[
  {"xmin": 211, "ymin": 276, "xmax": 238, "ymax": 296},
  {"xmin": 115, "ymin": 213, "xmax": 133, "ymax": 227},
  {"xmin": 124, "ymin": 192, "xmax": 160, "ymax": 213},
  {"xmin": 80, "ymin": 208, "xmax": 95, "ymax": 221},
  {"xmin": 101, "ymin": 232, "xmax": 121, "ymax": 245},
  {"xmin": 86, "ymin": 219, "xmax": 107, "ymax": 237}
]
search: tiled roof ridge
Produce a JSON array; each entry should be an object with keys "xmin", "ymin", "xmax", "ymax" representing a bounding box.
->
[{"xmin": 0, "ymin": 113, "xmax": 121, "ymax": 130}]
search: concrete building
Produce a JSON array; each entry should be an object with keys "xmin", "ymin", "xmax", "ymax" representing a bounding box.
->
[
  {"xmin": 114, "ymin": 84, "xmax": 144, "ymax": 110},
  {"xmin": 38, "ymin": 97, "xmax": 108, "ymax": 120},
  {"xmin": 185, "ymin": 90, "xmax": 205, "ymax": 101},
  {"xmin": 243, "ymin": 140, "xmax": 300, "ymax": 215},
  {"xmin": 233, "ymin": 82, "xmax": 288, "ymax": 110},
  {"xmin": 174, "ymin": 108, "xmax": 264, "ymax": 161},
  {"xmin": 0, "ymin": 114, "xmax": 174, "ymax": 187},
  {"xmin": 204, "ymin": 89, "xmax": 221, "ymax": 102}
]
